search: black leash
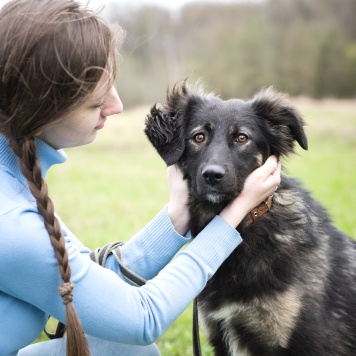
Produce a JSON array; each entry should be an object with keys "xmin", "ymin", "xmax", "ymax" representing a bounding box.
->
[
  {"xmin": 47, "ymin": 295, "xmax": 203, "ymax": 346},
  {"xmin": 44, "ymin": 241, "xmax": 147, "ymax": 340},
  {"xmin": 193, "ymin": 298, "xmax": 202, "ymax": 356}
]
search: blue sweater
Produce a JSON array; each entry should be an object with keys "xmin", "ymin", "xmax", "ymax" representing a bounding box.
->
[{"xmin": 0, "ymin": 134, "xmax": 242, "ymax": 355}]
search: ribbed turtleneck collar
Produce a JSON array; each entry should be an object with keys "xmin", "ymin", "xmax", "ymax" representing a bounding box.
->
[{"xmin": 0, "ymin": 134, "xmax": 67, "ymax": 183}]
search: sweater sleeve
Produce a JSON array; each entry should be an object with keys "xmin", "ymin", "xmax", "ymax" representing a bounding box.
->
[
  {"xmin": 0, "ymin": 205, "xmax": 241, "ymax": 346},
  {"xmin": 103, "ymin": 206, "xmax": 191, "ymax": 282}
]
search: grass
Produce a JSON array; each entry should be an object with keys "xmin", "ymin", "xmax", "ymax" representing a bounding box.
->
[{"xmin": 36, "ymin": 99, "xmax": 356, "ymax": 354}]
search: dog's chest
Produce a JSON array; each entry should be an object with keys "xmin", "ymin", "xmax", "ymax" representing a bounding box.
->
[{"xmin": 199, "ymin": 284, "xmax": 302, "ymax": 355}]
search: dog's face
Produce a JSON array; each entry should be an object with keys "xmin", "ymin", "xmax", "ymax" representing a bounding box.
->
[
  {"xmin": 145, "ymin": 81, "xmax": 308, "ymax": 204},
  {"xmin": 174, "ymin": 96, "xmax": 269, "ymax": 204}
]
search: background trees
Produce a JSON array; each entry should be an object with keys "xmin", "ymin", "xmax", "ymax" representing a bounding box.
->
[{"xmin": 104, "ymin": 0, "xmax": 356, "ymax": 107}]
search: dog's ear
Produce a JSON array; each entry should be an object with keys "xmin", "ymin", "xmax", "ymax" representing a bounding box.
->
[
  {"xmin": 144, "ymin": 80, "xmax": 191, "ymax": 166},
  {"xmin": 250, "ymin": 87, "xmax": 308, "ymax": 156},
  {"xmin": 144, "ymin": 104, "xmax": 185, "ymax": 165}
]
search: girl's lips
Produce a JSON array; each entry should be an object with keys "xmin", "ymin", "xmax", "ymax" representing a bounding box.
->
[{"xmin": 95, "ymin": 120, "xmax": 106, "ymax": 130}]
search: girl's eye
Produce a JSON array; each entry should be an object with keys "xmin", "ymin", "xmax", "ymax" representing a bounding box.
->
[
  {"xmin": 194, "ymin": 133, "xmax": 205, "ymax": 143},
  {"xmin": 94, "ymin": 100, "xmax": 106, "ymax": 109},
  {"xmin": 236, "ymin": 134, "xmax": 248, "ymax": 143}
]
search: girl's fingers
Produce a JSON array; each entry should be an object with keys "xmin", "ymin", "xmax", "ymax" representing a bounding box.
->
[
  {"xmin": 259, "ymin": 155, "xmax": 279, "ymax": 180},
  {"xmin": 265, "ymin": 158, "xmax": 281, "ymax": 187}
]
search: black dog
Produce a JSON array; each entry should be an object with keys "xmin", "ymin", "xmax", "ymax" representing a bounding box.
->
[{"xmin": 144, "ymin": 80, "xmax": 356, "ymax": 356}]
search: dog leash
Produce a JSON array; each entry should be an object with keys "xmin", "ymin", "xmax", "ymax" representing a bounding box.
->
[
  {"xmin": 192, "ymin": 195, "xmax": 273, "ymax": 356},
  {"xmin": 193, "ymin": 298, "xmax": 202, "ymax": 356},
  {"xmin": 45, "ymin": 241, "xmax": 147, "ymax": 340}
]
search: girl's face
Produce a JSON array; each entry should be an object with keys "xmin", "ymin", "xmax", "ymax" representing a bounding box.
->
[{"xmin": 38, "ymin": 80, "xmax": 123, "ymax": 149}]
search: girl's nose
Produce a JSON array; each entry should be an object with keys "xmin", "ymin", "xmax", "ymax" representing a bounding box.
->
[{"xmin": 102, "ymin": 86, "xmax": 123, "ymax": 117}]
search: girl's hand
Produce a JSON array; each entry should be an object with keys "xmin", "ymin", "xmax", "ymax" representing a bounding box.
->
[
  {"xmin": 219, "ymin": 156, "xmax": 281, "ymax": 228},
  {"xmin": 167, "ymin": 165, "xmax": 190, "ymax": 235}
]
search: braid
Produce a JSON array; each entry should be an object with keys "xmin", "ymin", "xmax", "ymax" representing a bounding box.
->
[
  {"xmin": 10, "ymin": 137, "xmax": 89, "ymax": 355},
  {"xmin": 0, "ymin": 0, "xmax": 124, "ymax": 352}
]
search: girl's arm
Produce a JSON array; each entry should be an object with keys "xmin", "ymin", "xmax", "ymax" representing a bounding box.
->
[
  {"xmin": 104, "ymin": 156, "xmax": 280, "ymax": 284},
  {"xmin": 0, "ymin": 157, "xmax": 280, "ymax": 346}
]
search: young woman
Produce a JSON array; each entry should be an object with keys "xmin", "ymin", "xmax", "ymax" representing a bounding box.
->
[{"xmin": 0, "ymin": 1, "xmax": 281, "ymax": 355}]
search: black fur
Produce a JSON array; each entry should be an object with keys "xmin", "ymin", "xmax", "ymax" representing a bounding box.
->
[{"xmin": 145, "ymin": 80, "xmax": 356, "ymax": 356}]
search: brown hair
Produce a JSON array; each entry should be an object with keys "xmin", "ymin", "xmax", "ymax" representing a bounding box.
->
[{"xmin": 0, "ymin": 0, "xmax": 123, "ymax": 354}]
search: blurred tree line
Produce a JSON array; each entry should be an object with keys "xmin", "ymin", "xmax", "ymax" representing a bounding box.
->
[{"xmin": 103, "ymin": 0, "xmax": 356, "ymax": 108}]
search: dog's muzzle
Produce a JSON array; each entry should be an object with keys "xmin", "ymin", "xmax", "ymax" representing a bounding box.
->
[
  {"xmin": 202, "ymin": 165, "xmax": 225, "ymax": 186},
  {"xmin": 197, "ymin": 164, "xmax": 237, "ymax": 204}
]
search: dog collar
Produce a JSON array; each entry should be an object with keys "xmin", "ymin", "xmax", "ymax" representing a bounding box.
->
[{"xmin": 243, "ymin": 195, "xmax": 273, "ymax": 227}]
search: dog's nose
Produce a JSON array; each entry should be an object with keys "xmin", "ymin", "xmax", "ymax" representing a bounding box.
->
[{"xmin": 202, "ymin": 165, "xmax": 225, "ymax": 185}]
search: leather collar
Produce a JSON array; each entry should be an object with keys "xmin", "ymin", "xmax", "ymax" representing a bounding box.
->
[{"xmin": 243, "ymin": 195, "xmax": 273, "ymax": 227}]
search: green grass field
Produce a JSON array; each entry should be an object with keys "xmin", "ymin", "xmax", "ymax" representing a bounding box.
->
[{"xmin": 37, "ymin": 99, "xmax": 356, "ymax": 354}]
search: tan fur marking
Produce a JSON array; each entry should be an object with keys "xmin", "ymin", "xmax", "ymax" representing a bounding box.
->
[
  {"xmin": 256, "ymin": 153, "xmax": 263, "ymax": 166},
  {"xmin": 205, "ymin": 286, "xmax": 302, "ymax": 354},
  {"xmin": 273, "ymin": 190, "xmax": 296, "ymax": 206}
]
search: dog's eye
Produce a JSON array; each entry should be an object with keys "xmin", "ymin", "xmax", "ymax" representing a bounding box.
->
[
  {"xmin": 236, "ymin": 134, "xmax": 248, "ymax": 143},
  {"xmin": 194, "ymin": 133, "xmax": 205, "ymax": 143}
]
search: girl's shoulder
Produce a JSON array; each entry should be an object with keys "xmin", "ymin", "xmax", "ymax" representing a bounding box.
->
[{"xmin": 0, "ymin": 165, "xmax": 35, "ymax": 215}]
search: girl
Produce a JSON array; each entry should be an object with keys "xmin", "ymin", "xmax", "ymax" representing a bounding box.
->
[{"xmin": 0, "ymin": 0, "xmax": 281, "ymax": 355}]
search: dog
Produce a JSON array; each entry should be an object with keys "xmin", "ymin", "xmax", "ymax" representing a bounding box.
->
[{"xmin": 144, "ymin": 80, "xmax": 356, "ymax": 356}]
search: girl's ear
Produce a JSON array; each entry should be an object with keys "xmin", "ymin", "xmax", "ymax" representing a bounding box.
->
[
  {"xmin": 250, "ymin": 87, "xmax": 308, "ymax": 156},
  {"xmin": 144, "ymin": 80, "xmax": 191, "ymax": 166}
]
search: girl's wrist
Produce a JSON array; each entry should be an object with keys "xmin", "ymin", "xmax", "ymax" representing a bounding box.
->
[
  {"xmin": 219, "ymin": 204, "xmax": 245, "ymax": 229},
  {"xmin": 218, "ymin": 195, "xmax": 255, "ymax": 229},
  {"xmin": 167, "ymin": 204, "xmax": 190, "ymax": 236}
]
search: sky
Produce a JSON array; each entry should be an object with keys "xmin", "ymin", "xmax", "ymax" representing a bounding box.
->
[{"xmin": 0, "ymin": 0, "xmax": 255, "ymax": 11}]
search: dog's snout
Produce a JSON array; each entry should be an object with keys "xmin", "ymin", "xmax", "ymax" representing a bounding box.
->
[{"xmin": 202, "ymin": 165, "xmax": 225, "ymax": 185}]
